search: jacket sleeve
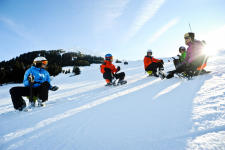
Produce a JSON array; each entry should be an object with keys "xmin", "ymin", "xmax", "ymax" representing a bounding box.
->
[
  {"xmin": 111, "ymin": 64, "xmax": 117, "ymax": 73},
  {"xmin": 46, "ymin": 71, "xmax": 52, "ymax": 89},
  {"xmin": 100, "ymin": 64, "xmax": 105, "ymax": 74},
  {"xmin": 152, "ymin": 57, "xmax": 161, "ymax": 62},
  {"xmin": 180, "ymin": 52, "xmax": 186, "ymax": 62},
  {"xmin": 144, "ymin": 57, "xmax": 149, "ymax": 68},
  {"xmin": 23, "ymin": 69, "xmax": 31, "ymax": 87}
]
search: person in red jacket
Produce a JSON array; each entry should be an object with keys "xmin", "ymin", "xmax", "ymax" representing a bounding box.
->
[
  {"xmin": 100, "ymin": 54, "xmax": 126, "ymax": 86},
  {"xmin": 144, "ymin": 49, "xmax": 164, "ymax": 77}
]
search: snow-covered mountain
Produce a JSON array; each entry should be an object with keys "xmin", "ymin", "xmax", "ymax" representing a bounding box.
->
[{"xmin": 0, "ymin": 52, "xmax": 225, "ymax": 150}]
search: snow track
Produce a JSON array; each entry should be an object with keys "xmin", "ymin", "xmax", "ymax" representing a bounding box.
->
[{"xmin": 0, "ymin": 57, "xmax": 225, "ymax": 150}]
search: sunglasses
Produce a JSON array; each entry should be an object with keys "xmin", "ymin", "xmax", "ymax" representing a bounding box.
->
[{"xmin": 184, "ymin": 37, "xmax": 190, "ymax": 40}]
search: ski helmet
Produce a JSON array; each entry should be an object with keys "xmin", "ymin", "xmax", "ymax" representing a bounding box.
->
[
  {"xmin": 33, "ymin": 56, "xmax": 48, "ymax": 67},
  {"xmin": 184, "ymin": 32, "xmax": 195, "ymax": 40},
  {"xmin": 105, "ymin": 54, "xmax": 113, "ymax": 61},
  {"xmin": 147, "ymin": 49, "xmax": 152, "ymax": 54},
  {"xmin": 179, "ymin": 46, "xmax": 186, "ymax": 52}
]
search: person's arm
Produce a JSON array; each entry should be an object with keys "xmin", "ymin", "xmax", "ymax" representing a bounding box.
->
[
  {"xmin": 180, "ymin": 52, "xmax": 186, "ymax": 62},
  {"xmin": 46, "ymin": 72, "xmax": 51, "ymax": 86},
  {"xmin": 45, "ymin": 71, "xmax": 58, "ymax": 91},
  {"xmin": 111, "ymin": 64, "xmax": 117, "ymax": 73},
  {"xmin": 144, "ymin": 57, "xmax": 149, "ymax": 68},
  {"xmin": 100, "ymin": 64, "xmax": 105, "ymax": 74},
  {"xmin": 23, "ymin": 69, "xmax": 31, "ymax": 87},
  {"xmin": 152, "ymin": 57, "xmax": 162, "ymax": 63}
]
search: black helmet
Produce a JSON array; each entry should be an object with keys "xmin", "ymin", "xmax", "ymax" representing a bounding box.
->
[{"xmin": 179, "ymin": 46, "xmax": 186, "ymax": 52}]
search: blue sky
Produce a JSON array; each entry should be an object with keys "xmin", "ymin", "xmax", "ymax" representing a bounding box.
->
[{"xmin": 0, "ymin": 0, "xmax": 225, "ymax": 61}]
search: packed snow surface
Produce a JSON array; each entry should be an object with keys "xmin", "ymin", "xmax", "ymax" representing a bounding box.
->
[{"xmin": 0, "ymin": 52, "xmax": 225, "ymax": 150}]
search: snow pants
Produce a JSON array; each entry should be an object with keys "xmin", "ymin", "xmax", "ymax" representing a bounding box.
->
[
  {"xmin": 103, "ymin": 72, "xmax": 125, "ymax": 82},
  {"xmin": 145, "ymin": 62, "xmax": 164, "ymax": 73},
  {"xmin": 9, "ymin": 82, "xmax": 50, "ymax": 110}
]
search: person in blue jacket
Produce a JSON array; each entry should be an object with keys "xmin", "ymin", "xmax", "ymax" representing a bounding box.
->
[{"xmin": 9, "ymin": 57, "xmax": 58, "ymax": 111}]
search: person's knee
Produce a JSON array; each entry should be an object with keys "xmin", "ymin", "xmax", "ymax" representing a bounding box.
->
[
  {"xmin": 121, "ymin": 72, "xmax": 125, "ymax": 78},
  {"xmin": 9, "ymin": 87, "xmax": 16, "ymax": 95}
]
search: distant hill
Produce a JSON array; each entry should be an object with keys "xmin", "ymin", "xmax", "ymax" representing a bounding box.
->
[{"xmin": 0, "ymin": 49, "xmax": 104, "ymax": 85}]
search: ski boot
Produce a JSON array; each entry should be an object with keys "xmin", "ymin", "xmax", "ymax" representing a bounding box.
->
[
  {"xmin": 146, "ymin": 71, "xmax": 153, "ymax": 76},
  {"xmin": 118, "ymin": 80, "xmax": 127, "ymax": 85},
  {"xmin": 159, "ymin": 70, "xmax": 166, "ymax": 79},
  {"xmin": 38, "ymin": 99, "xmax": 46, "ymax": 107},
  {"xmin": 27, "ymin": 101, "xmax": 35, "ymax": 109},
  {"xmin": 105, "ymin": 82, "xmax": 113, "ymax": 86},
  {"xmin": 166, "ymin": 71, "xmax": 174, "ymax": 79},
  {"xmin": 152, "ymin": 71, "xmax": 159, "ymax": 77},
  {"xmin": 18, "ymin": 103, "xmax": 27, "ymax": 111}
]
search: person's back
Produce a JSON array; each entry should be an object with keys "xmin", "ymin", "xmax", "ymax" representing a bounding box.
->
[
  {"xmin": 184, "ymin": 32, "xmax": 207, "ymax": 72},
  {"xmin": 186, "ymin": 40, "xmax": 204, "ymax": 63}
]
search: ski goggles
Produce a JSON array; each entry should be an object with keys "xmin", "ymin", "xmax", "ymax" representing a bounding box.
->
[
  {"xmin": 106, "ymin": 56, "xmax": 113, "ymax": 61},
  {"xmin": 42, "ymin": 60, "xmax": 48, "ymax": 65}
]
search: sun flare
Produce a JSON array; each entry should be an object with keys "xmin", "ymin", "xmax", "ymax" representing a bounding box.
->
[{"xmin": 200, "ymin": 26, "xmax": 225, "ymax": 56}]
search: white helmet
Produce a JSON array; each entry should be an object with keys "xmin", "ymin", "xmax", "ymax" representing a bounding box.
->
[
  {"xmin": 33, "ymin": 57, "xmax": 48, "ymax": 65},
  {"xmin": 147, "ymin": 49, "xmax": 152, "ymax": 53}
]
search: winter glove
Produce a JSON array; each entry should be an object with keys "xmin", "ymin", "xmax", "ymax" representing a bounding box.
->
[
  {"xmin": 117, "ymin": 66, "xmax": 120, "ymax": 72},
  {"xmin": 160, "ymin": 60, "xmax": 164, "ymax": 65},
  {"xmin": 40, "ymin": 81, "xmax": 50, "ymax": 88},
  {"xmin": 50, "ymin": 86, "xmax": 59, "ymax": 91},
  {"xmin": 28, "ymin": 74, "xmax": 35, "ymax": 83}
]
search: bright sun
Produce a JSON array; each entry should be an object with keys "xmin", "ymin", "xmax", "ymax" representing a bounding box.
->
[{"xmin": 201, "ymin": 26, "xmax": 225, "ymax": 56}]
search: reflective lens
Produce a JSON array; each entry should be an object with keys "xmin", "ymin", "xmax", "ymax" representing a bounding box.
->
[{"xmin": 42, "ymin": 60, "xmax": 48, "ymax": 65}]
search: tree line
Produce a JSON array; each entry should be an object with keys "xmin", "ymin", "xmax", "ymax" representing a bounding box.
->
[{"xmin": 0, "ymin": 49, "xmax": 104, "ymax": 85}]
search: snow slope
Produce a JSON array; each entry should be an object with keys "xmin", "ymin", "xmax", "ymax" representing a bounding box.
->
[{"xmin": 0, "ymin": 53, "xmax": 225, "ymax": 150}]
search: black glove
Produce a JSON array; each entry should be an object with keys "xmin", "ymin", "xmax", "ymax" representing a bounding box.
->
[
  {"xmin": 160, "ymin": 60, "xmax": 164, "ymax": 65},
  {"xmin": 50, "ymin": 86, "xmax": 59, "ymax": 91},
  {"xmin": 41, "ymin": 81, "xmax": 50, "ymax": 88},
  {"xmin": 117, "ymin": 66, "xmax": 120, "ymax": 72}
]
